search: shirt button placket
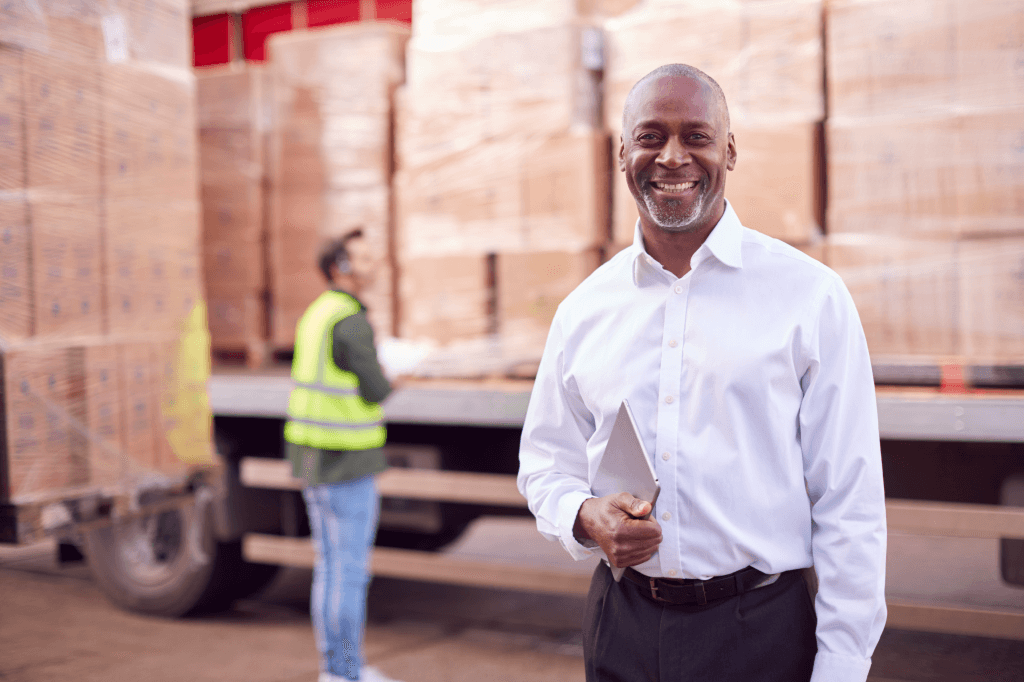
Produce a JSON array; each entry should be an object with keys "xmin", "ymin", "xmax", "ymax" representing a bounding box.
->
[{"xmin": 657, "ymin": 277, "xmax": 688, "ymax": 578}]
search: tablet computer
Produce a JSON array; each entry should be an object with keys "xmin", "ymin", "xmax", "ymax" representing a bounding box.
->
[{"xmin": 592, "ymin": 399, "xmax": 661, "ymax": 581}]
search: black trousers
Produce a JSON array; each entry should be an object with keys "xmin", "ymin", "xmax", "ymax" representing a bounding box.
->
[{"xmin": 583, "ymin": 562, "xmax": 817, "ymax": 682}]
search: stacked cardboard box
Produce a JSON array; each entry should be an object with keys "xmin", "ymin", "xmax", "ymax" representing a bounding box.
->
[
  {"xmin": 0, "ymin": 0, "xmax": 212, "ymax": 506},
  {"xmin": 395, "ymin": 0, "xmax": 609, "ymax": 360},
  {"xmin": 265, "ymin": 23, "xmax": 409, "ymax": 347},
  {"xmin": 826, "ymin": 0, "xmax": 1024, "ymax": 364},
  {"xmin": 603, "ymin": 0, "xmax": 825, "ymax": 248},
  {"xmin": 260, "ymin": 24, "xmax": 407, "ymax": 348},
  {"xmin": 197, "ymin": 65, "xmax": 271, "ymax": 360}
]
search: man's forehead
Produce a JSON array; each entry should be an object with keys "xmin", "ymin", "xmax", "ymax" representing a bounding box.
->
[{"xmin": 624, "ymin": 74, "xmax": 721, "ymax": 127}]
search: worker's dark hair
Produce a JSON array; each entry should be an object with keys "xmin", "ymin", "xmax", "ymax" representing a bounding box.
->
[{"xmin": 318, "ymin": 228, "xmax": 364, "ymax": 282}]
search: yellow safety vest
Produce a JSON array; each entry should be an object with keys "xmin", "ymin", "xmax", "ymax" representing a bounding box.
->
[{"xmin": 284, "ymin": 291, "xmax": 386, "ymax": 450}]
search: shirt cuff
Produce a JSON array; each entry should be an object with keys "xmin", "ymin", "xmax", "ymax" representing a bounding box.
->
[
  {"xmin": 810, "ymin": 652, "xmax": 872, "ymax": 682},
  {"xmin": 557, "ymin": 490, "xmax": 597, "ymax": 561}
]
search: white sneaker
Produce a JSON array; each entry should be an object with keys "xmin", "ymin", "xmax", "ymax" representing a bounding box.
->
[
  {"xmin": 318, "ymin": 666, "xmax": 403, "ymax": 682},
  {"xmin": 360, "ymin": 665, "xmax": 404, "ymax": 682},
  {"xmin": 319, "ymin": 673, "xmax": 349, "ymax": 682}
]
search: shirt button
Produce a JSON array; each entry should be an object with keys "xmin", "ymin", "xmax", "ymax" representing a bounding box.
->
[
  {"xmin": 662, "ymin": 512, "xmax": 671, "ymax": 521},
  {"xmin": 662, "ymin": 452, "xmax": 670, "ymax": 461},
  {"xmin": 674, "ymin": 285, "xmax": 683, "ymax": 294},
  {"xmin": 668, "ymin": 339, "xmax": 677, "ymax": 348},
  {"xmin": 665, "ymin": 395, "xmax": 674, "ymax": 404},
  {"xmin": 668, "ymin": 569, "xmax": 677, "ymax": 577}
]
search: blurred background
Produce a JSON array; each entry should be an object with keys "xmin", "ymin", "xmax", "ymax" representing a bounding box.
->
[{"xmin": 1, "ymin": 1, "xmax": 1023, "ymax": 680}]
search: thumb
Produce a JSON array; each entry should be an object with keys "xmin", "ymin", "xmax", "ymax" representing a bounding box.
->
[{"xmin": 629, "ymin": 498, "xmax": 651, "ymax": 517}]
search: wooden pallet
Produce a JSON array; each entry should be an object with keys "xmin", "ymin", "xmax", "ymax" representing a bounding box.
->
[{"xmin": 211, "ymin": 340, "xmax": 272, "ymax": 370}]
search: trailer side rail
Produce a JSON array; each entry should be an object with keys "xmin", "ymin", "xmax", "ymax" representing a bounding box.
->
[{"xmin": 239, "ymin": 458, "xmax": 1024, "ymax": 640}]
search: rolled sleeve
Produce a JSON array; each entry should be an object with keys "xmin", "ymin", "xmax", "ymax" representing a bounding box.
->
[
  {"xmin": 518, "ymin": 309, "xmax": 599, "ymax": 561},
  {"xmin": 800, "ymin": 278, "xmax": 888, "ymax": 682}
]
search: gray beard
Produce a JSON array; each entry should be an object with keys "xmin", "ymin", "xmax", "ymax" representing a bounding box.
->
[{"xmin": 640, "ymin": 182, "xmax": 707, "ymax": 233}]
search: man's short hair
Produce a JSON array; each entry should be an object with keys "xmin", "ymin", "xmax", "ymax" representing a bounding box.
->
[
  {"xmin": 318, "ymin": 228, "xmax": 364, "ymax": 282},
  {"xmin": 622, "ymin": 63, "xmax": 730, "ymax": 133}
]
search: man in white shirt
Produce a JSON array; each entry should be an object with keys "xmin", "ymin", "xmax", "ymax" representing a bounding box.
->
[{"xmin": 517, "ymin": 64, "xmax": 887, "ymax": 682}]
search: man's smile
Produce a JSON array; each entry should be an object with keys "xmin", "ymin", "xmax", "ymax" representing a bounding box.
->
[{"xmin": 650, "ymin": 180, "xmax": 698, "ymax": 194}]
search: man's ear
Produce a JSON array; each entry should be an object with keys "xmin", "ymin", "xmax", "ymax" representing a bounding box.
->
[
  {"xmin": 618, "ymin": 137, "xmax": 626, "ymax": 172},
  {"xmin": 726, "ymin": 132, "xmax": 737, "ymax": 171}
]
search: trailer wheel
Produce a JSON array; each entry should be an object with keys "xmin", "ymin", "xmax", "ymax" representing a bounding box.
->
[{"xmin": 82, "ymin": 487, "xmax": 239, "ymax": 617}]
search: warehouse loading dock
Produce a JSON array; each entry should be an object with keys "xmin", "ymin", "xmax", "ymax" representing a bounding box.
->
[{"xmin": 1, "ymin": 0, "xmax": 1023, "ymax": 652}]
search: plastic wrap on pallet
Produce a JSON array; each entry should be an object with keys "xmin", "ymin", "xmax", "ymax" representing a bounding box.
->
[
  {"xmin": 402, "ymin": 22, "xmax": 602, "ymax": 169},
  {"xmin": 826, "ymin": 234, "xmax": 960, "ymax": 359},
  {"xmin": 603, "ymin": 0, "xmax": 825, "ymax": 247},
  {"xmin": 396, "ymin": 129, "xmax": 610, "ymax": 258},
  {"xmin": 394, "ymin": 1, "xmax": 610, "ymax": 362},
  {"xmin": 496, "ymin": 249, "xmax": 602, "ymax": 352},
  {"xmin": 958, "ymin": 239, "xmax": 1024, "ymax": 365},
  {"xmin": 265, "ymin": 23, "xmax": 410, "ymax": 348},
  {"xmin": 0, "ymin": 0, "xmax": 213, "ymax": 509},
  {"xmin": 197, "ymin": 66, "xmax": 270, "ymax": 354},
  {"xmin": 824, "ymin": 0, "xmax": 1023, "ymax": 368},
  {"xmin": 827, "ymin": 0, "xmax": 1024, "ymax": 119},
  {"xmin": 827, "ymin": 110, "xmax": 1024, "ymax": 239},
  {"xmin": 825, "ymin": 235, "xmax": 1024, "ymax": 365}
]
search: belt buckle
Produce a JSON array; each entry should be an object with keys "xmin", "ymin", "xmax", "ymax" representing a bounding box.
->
[
  {"xmin": 649, "ymin": 578, "xmax": 666, "ymax": 602},
  {"xmin": 694, "ymin": 580, "xmax": 707, "ymax": 606}
]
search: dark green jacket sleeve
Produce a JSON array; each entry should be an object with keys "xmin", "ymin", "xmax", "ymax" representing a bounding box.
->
[{"xmin": 331, "ymin": 311, "xmax": 392, "ymax": 404}]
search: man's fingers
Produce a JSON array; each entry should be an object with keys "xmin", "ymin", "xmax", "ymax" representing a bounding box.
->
[
  {"xmin": 630, "ymin": 499, "xmax": 651, "ymax": 517},
  {"xmin": 610, "ymin": 493, "xmax": 651, "ymax": 518}
]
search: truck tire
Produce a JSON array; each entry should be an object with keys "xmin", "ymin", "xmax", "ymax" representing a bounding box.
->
[
  {"xmin": 999, "ymin": 474, "xmax": 1024, "ymax": 587},
  {"xmin": 82, "ymin": 487, "xmax": 248, "ymax": 617}
]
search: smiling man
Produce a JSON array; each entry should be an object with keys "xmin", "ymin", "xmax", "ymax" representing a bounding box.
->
[{"xmin": 518, "ymin": 64, "xmax": 887, "ymax": 682}]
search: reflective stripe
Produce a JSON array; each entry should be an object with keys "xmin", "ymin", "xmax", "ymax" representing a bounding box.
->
[
  {"xmin": 293, "ymin": 381, "xmax": 359, "ymax": 398},
  {"xmin": 287, "ymin": 416, "xmax": 384, "ymax": 431},
  {"xmin": 285, "ymin": 290, "xmax": 386, "ymax": 450}
]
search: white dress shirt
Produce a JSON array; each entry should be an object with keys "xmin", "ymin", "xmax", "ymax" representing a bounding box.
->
[{"xmin": 517, "ymin": 201, "xmax": 887, "ymax": 682}]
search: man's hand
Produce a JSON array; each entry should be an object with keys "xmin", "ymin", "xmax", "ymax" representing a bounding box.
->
[{"xmin": 574, "ymin": 493, "xmax": 662, "ymax": 568}]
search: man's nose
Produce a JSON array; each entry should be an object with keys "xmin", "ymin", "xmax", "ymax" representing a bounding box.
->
[{"xmin": 656, "ymin": 137, "xmax": 688, "ymax": 168}]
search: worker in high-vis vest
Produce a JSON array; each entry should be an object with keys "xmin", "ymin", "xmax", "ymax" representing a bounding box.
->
[{"xmin": 284, "ymin": 229, "xmax": 402, "ymax": 682}]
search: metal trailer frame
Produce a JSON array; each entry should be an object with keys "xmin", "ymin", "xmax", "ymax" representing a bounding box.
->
[{"xmin": 213, "ymin": 370, "xmax": 1024, "ymax": 640}]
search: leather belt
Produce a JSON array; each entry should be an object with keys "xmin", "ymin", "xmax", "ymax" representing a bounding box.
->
[{"xmin": 621, "ymin": 565, "xmax": 783, "ymax": 606}]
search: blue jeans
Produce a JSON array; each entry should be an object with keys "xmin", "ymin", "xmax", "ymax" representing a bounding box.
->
[{"xmin": 303, "ymin": 475, "xmax": 381, "ymax": 680}]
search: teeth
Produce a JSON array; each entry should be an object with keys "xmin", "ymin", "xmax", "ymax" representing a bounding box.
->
[{"xmin": 653, "ymin": 181, "xmax": 697, "ymax": 192}]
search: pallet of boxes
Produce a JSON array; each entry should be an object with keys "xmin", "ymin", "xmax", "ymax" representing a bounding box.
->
[
  {"xmin": 393, "ymin": 0, "xmax": 611, "ymax": 378},
  {"xmin": 0, "ymin": 0, "xmax": 214, "ymax": 561},
  {"xmin": 824, "ymin": 0, "xmax": 1024, "ymax": 368},
  {"xmin": 196, "ymin": 64, "xmax": 273, "ymax": 367}
]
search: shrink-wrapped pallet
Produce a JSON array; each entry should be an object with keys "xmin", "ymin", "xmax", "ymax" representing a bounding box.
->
[
  {"xmin": 395, "ymin": 0, "xmax": 608, "ymax": 357},
  {"xmin": 0, "ymin": 0, "xmax": 213, "ymax": 517},
  {"xmin": 266, "ymin": 23, "xmax": 409, "ymax": 346},
  {"xmin": 959, "ymin": 239, "xmax": 1024, "ymax": 364},
  {"xmin": 824, "ymin": 0, "xmax": 1024, "ymax": 365},
  {"xmin": 827, "ymin": 0, "xmax": 1024, "ymax": 119},
  {"xmin": 496, "ymin": 249, "xmax": 602, "ymax": 350},
  {"xmin": 827, "ymin": 109, "xmax": 1024, "ymax": 239},
  {"xmin": 604, "ymin": 0, "xmax": 824, "ymax": 247},
  {"xmin": 825, "ymin": 234, "xmax": 960, "ymax": 359},
  {"xmin": 197, "ymin": 66, "xmax": 271, "ymax": 359}
]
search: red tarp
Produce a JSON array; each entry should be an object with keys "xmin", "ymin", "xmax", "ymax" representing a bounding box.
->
[
  {"xmin": 192, "ymin": 14, "xmax": 232, "ymax": 67},
  {"xmin": 308, "ymin": 0, "xmax": 361, "ymax": 27},
  {"xmin": 242, "ymin": 2, "xmax": 293, "ymax": 62}
]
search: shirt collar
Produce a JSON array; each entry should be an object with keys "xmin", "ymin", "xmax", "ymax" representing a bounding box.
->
[{"xmin": 630, "ymin": 199, "xmax": 744, "ymax": 285}]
